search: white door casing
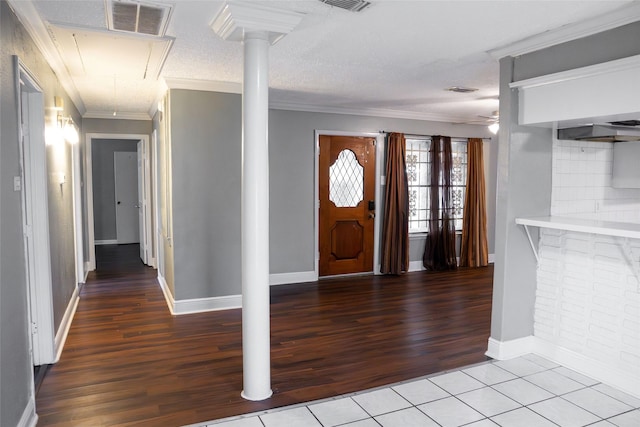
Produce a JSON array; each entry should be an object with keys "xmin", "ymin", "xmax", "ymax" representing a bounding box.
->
[
  {"xmin": 114, "ymin": 151, "xmax": 140, "ymax": 245},
  {"xmin": 85, "ymin": 133, "xmax": 153, "ymax": 269},
  {"xmin": 137, "ymin": 142, "xmax": 145, "ymax": 261},
  {"xmin": 15, "ymin": 57, "xmax": 56, "ymax": 366}
]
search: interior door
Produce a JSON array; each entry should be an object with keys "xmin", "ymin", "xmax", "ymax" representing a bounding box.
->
[
  {"xmin": 319, "ymin": 135, "xmax": 376, "ymax": 276},
  {"xmin": 114, "ymin": 151, "xmax": 140, "ymax": 245}
]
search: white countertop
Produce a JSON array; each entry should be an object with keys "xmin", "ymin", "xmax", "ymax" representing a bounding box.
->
[{"xmin": 515, "ymin": 216, "xmax": 640, "ymax": 239}]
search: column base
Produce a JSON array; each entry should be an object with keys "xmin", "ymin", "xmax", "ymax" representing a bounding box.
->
[{"xmin": 241, "ymin": 389, "xmax": 273, "ymax": 401}]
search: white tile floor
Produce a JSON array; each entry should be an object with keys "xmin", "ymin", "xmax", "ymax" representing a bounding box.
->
[{"xmin": 195, "ymin": 355, "xmax": 640, "ymax": 427}]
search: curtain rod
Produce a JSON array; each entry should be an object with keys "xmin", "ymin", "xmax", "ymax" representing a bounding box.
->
[{"xmin": 379, "ymin": 131, "xmax": 491, "ymax": 141}]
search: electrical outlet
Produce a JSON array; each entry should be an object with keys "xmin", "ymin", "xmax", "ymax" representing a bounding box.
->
[{"xmin": 13, "ymin": 176, "xmax": 21, "ymax": 192}]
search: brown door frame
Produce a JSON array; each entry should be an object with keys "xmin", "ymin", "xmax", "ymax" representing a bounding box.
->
[{"xmin": 314, "ymin": 130, "xmax": 384, "ymax": 278}]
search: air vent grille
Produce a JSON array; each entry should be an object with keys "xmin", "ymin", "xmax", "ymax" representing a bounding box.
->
[
  {"xmin": 319, "ymin": 0, "xmax": 371, "ymax": 12},
  {"xmin": 108, "ymin": 0, "xmax": 172, "ymax": 37}
]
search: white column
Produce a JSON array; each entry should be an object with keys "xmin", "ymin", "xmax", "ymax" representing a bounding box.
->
[{"xmin": 241, "ymin": 30, "xmax": 272, "ymax": 401}]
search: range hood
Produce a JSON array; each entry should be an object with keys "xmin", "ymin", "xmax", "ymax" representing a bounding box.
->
[{"xmin": 558, "ymin": 122, "xmax": 640, "ymax": 142}]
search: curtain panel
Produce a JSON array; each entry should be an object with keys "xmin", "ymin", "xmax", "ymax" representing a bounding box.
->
[
  {"xmin": 423, "ymin": 136, "xmax": 457, "ymax": 271},
  {"xmin": 460, "ymin": 138, "xmax": 489, "ymax": 267},
  {"xmin": 380, "ymin": 133, "xmax": 409, "ymax": 275}
]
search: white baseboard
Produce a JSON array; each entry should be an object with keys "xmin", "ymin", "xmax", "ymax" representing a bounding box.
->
[
  {"xmin": 17, "ymin": 397, "xmax": 38, "ymax": 427},
  {"xmin": 95, "ymin": 239, "xmax": 117, "ymax": 245},
  {"xmin": 533, "ymin": 337, "xmax": 640, "ymax": 399},
  {"xmin": 485, "ymin": 336, "xmax": 640, "ymax": 399},
  {"xmin": 408, "ymin": 254, "xmax": 495, "ymax": 272},
  {"xmin": 408, "ymin": 260, "xmax": 424, "ymax": 272},
  {"xmin": 157, "ymin": 273, "xmax": 241, "ymax": 315},
  {"xmin": 157, "ymin": 273, "xmax": 174, "ymax": 313},
  {"xmin": 485, "ymin": 336, "xmax": 535, "ymax": 360},
  {"xmin": 54, "ymin": 284, "xmax": 80, "ymax": 362},
  {"xmin": 269, "ymin": 271, "xmax": 317, "ymax": 286}
]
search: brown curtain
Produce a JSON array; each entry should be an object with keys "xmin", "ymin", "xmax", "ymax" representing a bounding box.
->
[
  {"xmin": 423, "ymin": 136, "xmax": 457, "ymax": 271},
  {"xmin": 460, "ymin": 138, "xmax": 489, "ymax": 267},
  {"xmin": 380, "ymin": 133, "xmax": 409, "ymax": 274}
]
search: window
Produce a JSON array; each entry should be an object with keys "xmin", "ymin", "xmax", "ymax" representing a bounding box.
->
[{"xmin": 405, "ymin": 137, "xmax": 467, "ymax": 233}]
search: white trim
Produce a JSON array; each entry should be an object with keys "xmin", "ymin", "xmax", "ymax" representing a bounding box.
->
[
  {"xmin": 157, "ymin": 273, "xmax": 174, "ymax": 313},
  {"xmin": 408, "ymin": 260, "xmax": 424, "ymax": 272},
  {"xmin": 16, "ymin": 57, "xmax": 56, "ymax": 366},
  {"xmin": 17, "ymin": 397, "xmax": 38, "ymax": 427},
  {"xmin": 509, "ymin": 54, "xmax": 640, "ymax": 90},
  {"xmin": 210, "ymin": 1, "xmax": 304, "ymax": 44},
  {"xmin": 53, "ymin": 284, "xmax": 80, "ymax": 362},
  {"xmin": 272, "ymin": 101, "xmax": 466, "ymax": 123},
  {"xmin": 85, "ymin": 133, "xmax": 153, "ymax": 270},
  {"xmin": 7, "ymin": 0, "xmax": 86, "ymax": 114},
  {"xmin": 71, "ymin": 140, "xmax": 85, "ymax": 285},
  {"xmin": 163, "ymin": 77, "xmax": 242, "ymax": 94},
  {"xmin": 373, "ymin": 133, "xmax": 384, "ymax": 275},
  {"xmin": 83, "ymin": 111, "xmax": 152, "ymax": 120},
  {"xmin": 489, "ymin": 2, "xmax": 640, "ymax": 59},
  {"xmin": 174, "ymin": 295, "xmax": 242, "ymax": 315},
  {"xmin": 95, "ymin": 239, "xmax": 118, "ymax": 245},
  {"xmin": 269, "ymin": 271, "xmax": 317, "ymax": 286},
  {"xmin": 485, "ymin": 336, "xmax": 535, "ymax": 360},
  {"xmin": 157, "ymin": 274, "xmax": 242, "ymax": 315},
  {"xmin": 533, "ymin": 337, "xmax": 640, "ymax": 399},
  {"xmin": 314, "ymin": 130, "xmax": 382, "ymax": 279}
]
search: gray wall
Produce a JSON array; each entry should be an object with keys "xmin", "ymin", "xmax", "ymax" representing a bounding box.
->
[
  {"xmin": 1, "ymin": 1, "xmax": 80, "ymax": 424},
  {"xmin": 490, "ymin": 21, "xmax": 640, "ymax": 343},
  {"xmin": 269, "ymin": 109, "xmax": 496, "ymax": 274},
  {"xmin": 514, "ymin": 22, "xmax": 640, "ymax": 81},
  {"xmin": 92, "ymin": 139, "xmax": 138, "ymax": 241},
  {"xmin": 169, "ymin": 89, "xmax": 242, "ymax": 300},
  {"xmin": 163, "ymin": 89, "xmax": 496, "ymax": 301}
]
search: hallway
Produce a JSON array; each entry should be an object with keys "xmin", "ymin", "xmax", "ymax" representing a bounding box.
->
[{"xmin": 35, "ymin": 245, "xmax": 494, "ymax": 426}]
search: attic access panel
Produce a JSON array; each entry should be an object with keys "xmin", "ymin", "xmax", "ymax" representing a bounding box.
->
[{"xmin": 48, "ymin": 23, "xmax": 174, "ymax": 80}]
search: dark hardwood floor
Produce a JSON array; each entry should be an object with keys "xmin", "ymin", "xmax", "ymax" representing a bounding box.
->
[{"xmin": 36, "ymin": 245, "xmax": 494, "ymax": 426}]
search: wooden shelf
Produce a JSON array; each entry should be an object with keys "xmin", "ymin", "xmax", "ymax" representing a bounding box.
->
[{"xmin": 515, "ymin": 216, "xmax": 640, "ymax": 239}]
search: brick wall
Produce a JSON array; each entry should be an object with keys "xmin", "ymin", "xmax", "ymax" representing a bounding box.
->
[
  {"xmin": 534, "ymin": 138, "xmax": 640, "ymax": 378},
  {"xmin": 551, "ymin": 139, "xmax": 640, "ymax": 221}
]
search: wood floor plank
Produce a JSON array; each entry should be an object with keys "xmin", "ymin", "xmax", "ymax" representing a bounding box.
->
[{"xmin": 36, "ymin": 244, "xmax": 493, "ymax": 426}]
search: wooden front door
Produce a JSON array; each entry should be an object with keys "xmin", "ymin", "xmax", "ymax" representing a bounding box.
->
[{"xmin": 319, "ymin": 135, "xmax": 376, "ymax": 276}]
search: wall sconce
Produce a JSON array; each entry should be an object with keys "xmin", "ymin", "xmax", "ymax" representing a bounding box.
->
[{"xmin": 488, "ymin": 123, "xmax": 499, "ymax": 134}]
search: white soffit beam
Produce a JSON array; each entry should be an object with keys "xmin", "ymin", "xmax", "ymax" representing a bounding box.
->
[{"xmin": 210, "ymin": 1, "xmax": 304, "ymax": 44}]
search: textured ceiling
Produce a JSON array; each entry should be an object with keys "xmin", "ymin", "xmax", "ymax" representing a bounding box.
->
[{"xmin": 25, "ymin": 0, "xmax": 638, "ymax": 121}]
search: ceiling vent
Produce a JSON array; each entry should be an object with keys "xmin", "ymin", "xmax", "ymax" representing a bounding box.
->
[
  {"xmin": 319, "ymin": 0, "xmax": 371, "ymax": 12},
  {"xmin": 107, "ymin": 0, "xmax": 172, "ymax": 37}
]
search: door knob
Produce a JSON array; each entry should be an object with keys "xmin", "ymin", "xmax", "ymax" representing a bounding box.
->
[{"xmin": 369, "ymin": 212, "xmax": 375, "ymax": 219}]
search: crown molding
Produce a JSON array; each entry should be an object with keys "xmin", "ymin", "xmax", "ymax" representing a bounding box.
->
[
  {"xmin": 83, "ymin": 111, "xmax": 152, "ymax": 121},
  {"xmin": 269, "ymin": 100, "xmax": 468, "ymax": 124},
  {"xmin": 210, "ymin": 1, "xmax": 304, "ymax": 44},
  {"xmin": 7, "ymin": 0, "xmax": 86, "ymax": 115},
  {"xmin": 163, "ymin": 77, "xmax": 242, "ymax": 94},
  {"xmin": 489, "ymin": 2, "xmax": 640, "ymax": 59}
]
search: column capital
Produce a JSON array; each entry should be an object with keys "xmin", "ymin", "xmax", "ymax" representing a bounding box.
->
[{"xmin": 210, "ymin": 1, "xmax": 304, "ymax": 45}]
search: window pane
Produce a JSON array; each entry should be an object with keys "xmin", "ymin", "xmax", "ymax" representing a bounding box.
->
[
  {"xmin": 329, "ymin": 149, "xmax": 363, "ymax": 207},
  {"xmin": 405, "ymin": 138, "xmax": 468, "ymax": 233}
]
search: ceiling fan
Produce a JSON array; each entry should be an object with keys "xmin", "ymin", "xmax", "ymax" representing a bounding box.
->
[{"xmin": 469, "ymin": 110, "xmax": 500, "ymax": 134}]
